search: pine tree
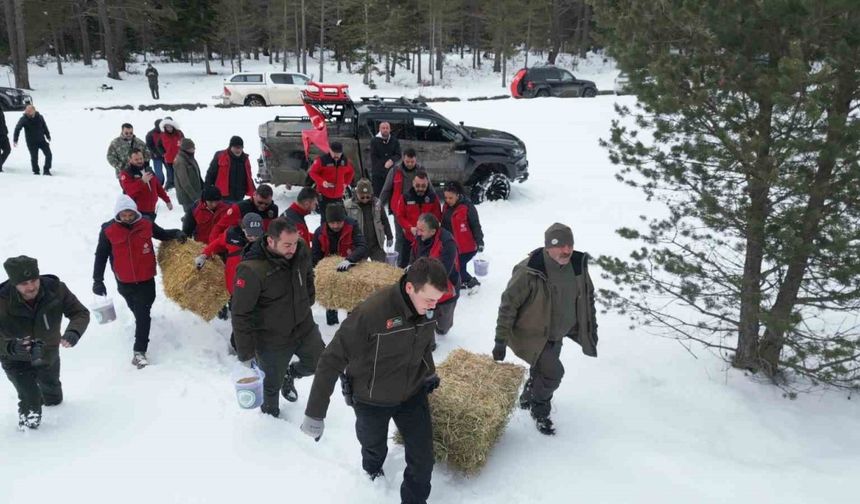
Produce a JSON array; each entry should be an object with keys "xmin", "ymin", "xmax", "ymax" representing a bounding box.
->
[{"xmin": 592, "ymin": 0, "xmax": 860, "ymax": 390}]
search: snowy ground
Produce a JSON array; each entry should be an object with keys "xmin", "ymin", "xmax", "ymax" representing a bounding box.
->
[{"xmin": 0, "ymin": 56, "xmax": 857, "ymax": 504}]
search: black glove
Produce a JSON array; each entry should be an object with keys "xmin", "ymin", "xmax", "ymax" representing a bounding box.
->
[
  {"xmin": 174, "ymin": 231, "xmax": 187, "ymax": 244},
  {"xmin": 423, "ymin": 373, "xmax": 441, "ymax": 394},
  {"xmin": 6, "ymin": 339, "xmax": 31, "ymax": 360},
  {"xmin": 492, "ymin": 340, "xmax": 506, "ymax": 362},
  {"xmin": 92, "ymin": 280, "xmax": 107, "ymax": 296},
  {"xmin": 61, "ymin": 331, "xmax": 80, "ymax": 347},
  {"xmin": 477, "ymin": 245, "xmax": 484, "ymax": 253}
]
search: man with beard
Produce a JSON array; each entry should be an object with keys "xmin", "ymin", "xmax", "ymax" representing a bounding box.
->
[{"xmin": 392, "ymin": 170, "xmax": 441, "ymax": 267}]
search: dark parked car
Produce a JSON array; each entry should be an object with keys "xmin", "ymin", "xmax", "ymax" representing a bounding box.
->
[
  {"xmin": 257, "ymin": 96, "xmax": 528, "ymax": 203},
  {"xmin": 0, "ymin": 86, "xmax": 32, "ymax": 110},
  {"xmin": 511, "ymin": 66, "xmax": 598, "ymax": 98}
]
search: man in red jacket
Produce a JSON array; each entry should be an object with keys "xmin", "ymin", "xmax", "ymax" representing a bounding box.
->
[
  {"xmin": 92, "ymin": 195, "xmax": 186, "ymax": 369},
  {"xmin": 208, "ymin": 184, "xmax": 279, "ymax": 243},
  {"xmin": 281, "ymin": 186, "xmax": 318, "ymax": 246},
  {"xmin": 411, "ymin": 213, "xmax": 460, "ymax": 336},
  {"xmin": 119, "ymin": 149, "xmax": 173, "ymax": 221},
  {"xmin": 182, "ymin": 186, "xmax": 229, "ymax": 244},
  {"xmin": 308, "ymin": 141, "xmax": 354, "ymax": 223},
  {"xmin": 393, "ymin": 170, "xmax": 442, "ymax": 268},
  {"xmin": 205, "ymin": 135, "xmax": 256, "ymax": 204},
  {"xmin": 442, "ymin": 181, "xmax": 484, "ymax": 293}
]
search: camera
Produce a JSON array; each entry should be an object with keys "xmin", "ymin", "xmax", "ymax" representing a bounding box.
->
[{"xmin": 29, "ymin": 339, "xmax": 46, "ymax": 366}]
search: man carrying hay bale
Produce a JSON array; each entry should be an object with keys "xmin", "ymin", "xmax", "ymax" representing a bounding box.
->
[
  {"xmin": 208, "ymin": 184, "xmax": 279, "ymax": 243},
  {"xmin": 92, "ymin": 195, "xmax": 186, "ymax": 369},
  {"xmin": 493, "ymin": 223, "xmax": 598, "ymax": 435},
  {"xmin": 410, "ymin": 213, "xmax": 460, "ymax": 337},
  {"xmin": 344, "ymin": 178, "xmax": 393, "ymax": 263},
  {"xmin": 231, "ymin": 218, "xmax": 324, "ymax": 417},
  {"xmin": 311, "ymin": 204, "xmax": 369, "ymax": 326},
  {"xmin": 281, "ymin": 187, "xmax": 318, "ymax": 246},
  {"xmin": 302, "ymin": 257, "xmax": 448, "ymax": 504},
  {"xmin": 182, "ymin": 186, "xmax": 229, "ymax": 244},
  {"xmin": 392, "ymin": 170, "xmax": 442, "ymax": 267}
]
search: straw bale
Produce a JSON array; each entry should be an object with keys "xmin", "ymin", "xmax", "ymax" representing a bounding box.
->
[
  {"xmin": 314, "ymin": 256, "xmax": 403, "ymax": 310},
  {"xmin": 157, "ymin": 240, "xmax": 230, "ymax": 321},
  {"xmin": 397, "ymin": 349, "xmax": 526, "ymax": 475}
]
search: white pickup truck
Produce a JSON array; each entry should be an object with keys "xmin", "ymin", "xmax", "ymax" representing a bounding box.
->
[{"xmin": 219, "ymin": 71, "xmax": 313, "ymax": 106}]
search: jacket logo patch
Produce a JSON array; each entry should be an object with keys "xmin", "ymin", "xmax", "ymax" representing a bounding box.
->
[
  {"xmin": 227, "ymin": 208, "xmax": 234, "ymax": 216},
  {"xmin": 386, "ymin": 317, "xmax": 403, "ymax": 330},
  {"xmin": 236, "ymin": 278, "xmax": 246, "ymax": 288},
  {"xmin": 142, "ymin": 243, "xmax": 151, "ymax": 255}
]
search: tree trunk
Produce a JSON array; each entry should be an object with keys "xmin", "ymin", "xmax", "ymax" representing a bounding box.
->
[
  {"xmin": 363, "ymin": 1, "xmax": 370, "ymax": 85},
  {"xmin": 234, "ymin": 8, "xmax": 243, "ymax": 72},
  {"xmin": 52, "ymin": 22, "xmax": 63, "ymax": 75},
  {"xmin": 547, "ymin": 0, "xmax": 561, "ymax": 65},
  {"xmin": 283, "ymin": 0, "xmax": 288, "ymax": 71},
  {"xmin": 3, "ymin": 0, "xmax": 20, "ymax": 86},
  {"xmin": 301, "ymin": 0, "xmax": 307, "ymax": 74},
  {"xmin": 579, "ymin": 2, "xmax": 591, "ymax": 58},
  {"xmin": 524, "ymin": 9, "xmax": 531, "ymax": 68},
  {"xmin": 385, "ymin": 52, "xmax": 390, "ymax": 83},
  {"xmin": 319, "ymin": 0, "xmax": 325, "ymax": 82},
  {"xmin": 417, "ymin": 47, "xmax": 422, "ymax": 84},
  {"xmin": 97, "ymin": 0, "xmax": 120, "ymax": 80},
  {"xmin": 12, "ymin": 0, "xmax": 29, "ymax": 88},
  {"xmin": 429, "ymin": 11, "xmax": 435, "ymax": 86},
  {"xmin": 204, "ymin": 42, "xmax": 213, "ymax": 75},
  {"xmin": 295, "ymin": 4, "xmax": 301, "ymax": 71}
]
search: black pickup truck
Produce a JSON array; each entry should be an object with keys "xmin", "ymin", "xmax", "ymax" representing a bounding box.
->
[
  {"xmin": 0, "ymin": 86, "xmax": 32, "ymax": 110},
  {"xmin": 256, "ymin": 96, "xmax": 529, "ymax": 203}
]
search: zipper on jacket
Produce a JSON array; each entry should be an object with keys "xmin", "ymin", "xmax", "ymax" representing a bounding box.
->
[
  {"xmin": 369, "ymin": 334, "xmax": 381, "ymax": 399},
  {"xmin": 298, "ymin": 269, "xmax": 303, "ymax": 287},
  {"xmin": 43, "ymin": 313, "xmax": 50, "ymax": 330}
]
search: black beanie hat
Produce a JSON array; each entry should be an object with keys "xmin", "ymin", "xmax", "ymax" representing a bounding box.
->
[
  {"xmin": 3, "ymin": 256, "xmax": 39, "ymax": 285},
  {"xmin": 202, "ymin": 186, "xmax": 222, "ymax": 202},
  {"xmin": 229, "ymin": 135, "xmax": 244, "ymax": 148},
  {"xmin": 325, "ymin": 203, "xmax": 347, "ymax": 222}
]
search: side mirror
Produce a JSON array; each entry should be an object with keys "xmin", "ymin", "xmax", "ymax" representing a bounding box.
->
[{"xmin": 453, "ymin": 133, "xmax": 464, "ymax": 144}]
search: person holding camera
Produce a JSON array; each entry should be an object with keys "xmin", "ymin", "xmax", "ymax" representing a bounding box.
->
[{"xmin": 0, "ymin": 256, "xmax": 90, "ymax": 430}]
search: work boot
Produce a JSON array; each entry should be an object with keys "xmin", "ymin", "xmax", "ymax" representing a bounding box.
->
[
  {"xmin": 465, "ymin": 277, "xmax": 481, "ymax": 295},
  {"xmin": 132, "ymin": 352, "xmax": 149, "ymax": 369},
  {"xmin": 261, "ymin": 403, "xmax": 280, "ymax": 418},
  {"xmin": 532, "ymin": 412, "xmax": 556, "ymax": 436},
  {"xmin": 281, "ymin": 368, "xmax": 298, "ymax": 402},
  {"xmin": 326, "ymin": 309, "xmax": 339, "ymax": 326},
  {"xmin": 217, "ymin": 304, "xmax": 230, "ymax": 320},
  {"xmin": 367, "ymin": 468, "xmax": 385, "ymax": 481},
  {"xmin": 42, "ymin": 170, "xmax": 52, "ymax": 176},
  {"xmin": 32, "ymin": 170, "xmax": 40, "ymax": 175},
  {"xmin": 17, "ymin": 411, "xmax": 41, "ymax": 430},
  {"xmin": 519, "ymin": 378, "xmax": 533, "ymax": 410}
]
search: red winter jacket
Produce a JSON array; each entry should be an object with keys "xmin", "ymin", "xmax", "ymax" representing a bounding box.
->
[
  {"xmin": 308, "ymin": 153, "xmax": 355, "ymax": 199},
  {"xmin": 394, "ymin": 187, "xmax": 443, "ymax": 245},
  {"xmin": 203, "ymin": 225, "xmax": 248, "ymax": 294},
  {"xmin": 208, "ymin": 199, "xmax": 280, "ymax": 243},
  {"xmin": 120, "ymin": 165, "xmax": 171, "ymax": 214},
  {"xmin": 317, "ymin": 221, "xmax": 356, "ymax": 259},
  {"xmin": 411, "ymin": 229, "xmax": 459, "ymax": 304},
  {"xmin": 160, "ymin": 129, "xmax": 184, "ymax": 164},
  {"xmin": 213, "ymin": 149, "xmax": 255, "ymax": 200},
  {"xmin": 185, "ymin": 200, "xmax": 229, "ymax": 244},
  {"xmin": 442, "ymin": 200, "xmax": 483, "ymax": 255},
  {"xmin": 282, "ymin": 202, "xmax": 313, "ymax": 246}
]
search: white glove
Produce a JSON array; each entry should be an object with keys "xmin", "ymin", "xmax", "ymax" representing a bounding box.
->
[
  {"xmin": 240, "ymin": 359, "xmax": 255, "ymax": 368},
  {"xmin": 194, "ymin": 254, "xmax": 207, "ymax": 270},
  {"xmin": 385, "ymin": 238, "xmax": 393, "ymax": 249},
  {"xmin": 301, "ymin": 415, "xmax": 325, "ymax": 441},
  {"xmin": 336, "ymin": 260, "xmax": 354, "ymax": 272}
]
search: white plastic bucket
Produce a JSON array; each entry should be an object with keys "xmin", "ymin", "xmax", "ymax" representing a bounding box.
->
[
  {"xmin": 91, "ymin": 296, "xmax": 117, "ymax": 325},
  {"xmin": 385, "ymin": 250, "xmax": 399, "ymax": 266},
  {"xmin": 232, "ymin": 365, "xmax": 265, "ymax": 410},
  {"xmin": 474, "ymin": 258, "xmax": 489, "ymax": 277}
]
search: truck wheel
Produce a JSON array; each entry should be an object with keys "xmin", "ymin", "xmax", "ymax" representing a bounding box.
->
[
  {"xmin": 245, "ymin": 95, "xmax": 266, "ymax": 107},
  {"xmin": 536, "ymin": 89, "xmax": 550, "ymax": 98},
  {"xmin": 583, "ymin": 87, "xmax": 597, "ymax": 98},
  {"xmin": 470, "ymin": 172, "xmax": 511, "ymax": 204}
]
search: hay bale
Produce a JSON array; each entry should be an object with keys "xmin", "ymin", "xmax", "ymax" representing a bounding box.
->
[
  {"xmin": 397, "ymin": 349, "xmax": 526, "ymax": 475},
  {"xmin": 157, "ymin": 240, "xmax": 230, "ymax": 321},
  {"xmin": 314, "ymin": 256, "xmax": 403, "ymax": 311}
]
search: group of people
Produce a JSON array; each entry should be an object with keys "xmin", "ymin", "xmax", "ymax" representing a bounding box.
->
[
  {"xmin": 0, "ymin": 118, "xmax": 598, "ymax": 504},
  {"xmin": 0, "ymin": 104, "xmax": 53, "ymax": 175}
]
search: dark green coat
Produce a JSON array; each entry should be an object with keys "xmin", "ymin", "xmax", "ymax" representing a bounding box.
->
[
  {"xmin": 305, "ymin": 279, "xmax": 436, "ymax": 419},
  {"xmin": 495, "ymin": 248, "xmax": 598, "ymax": 366},
  {"xmin": 231, "ymin": 239, "xmax": 315, "ymax": 361},
  {"xmin": 0, "ymin": 275, "xmax": 90, "ymax": 360},
  {"xmin": 173, "ymin": 149, "xmax": 203, "ymax": 206}
]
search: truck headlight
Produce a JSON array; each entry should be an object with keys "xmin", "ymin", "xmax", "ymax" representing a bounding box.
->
[
  {"xmin": 4, "ymin": 90, "xmax": 17, "ymax": 96},
  {"xmin": 512, "ymin": 147, "xmax": 525, "ymax": 157}
]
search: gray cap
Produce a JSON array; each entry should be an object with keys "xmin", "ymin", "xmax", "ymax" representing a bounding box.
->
[
  {"xmin": 242, "ymin": 213, "xmax": 264, "ymax": 238},
  {"xmin": 545, "ymin": 223, "xmax": 573, "ymax": 248}
]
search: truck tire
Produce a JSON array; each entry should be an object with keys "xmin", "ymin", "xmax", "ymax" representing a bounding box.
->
[
  {"xmin": 536, "ymin": 89, "xmax": 550, "ymax": 98},
  {"xmin": 470, "ymin": 172, "xmax": 511, "ymax": 204},
  {"xmin": 245, "ymin": 95, "xmax": 266, "ymax": 107},
  {"xmin": 583, "ymin": 87, "xmax": 597, "ymax": 98}
]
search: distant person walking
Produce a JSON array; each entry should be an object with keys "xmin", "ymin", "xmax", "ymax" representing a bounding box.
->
[
  {"xmin": 13, "ymin": 105, "xmax": 51, "ymax": 176},
  {"xmin": 0, "ymin": 109, "xmax": 11, "ymax": 172},
  {"xmin": 145, "ymin": 63, "xmax": 159, "ymax": 99}
]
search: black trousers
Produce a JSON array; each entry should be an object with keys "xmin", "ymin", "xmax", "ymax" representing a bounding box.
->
[
  {"xmin": 256, "ymin": 315, "xmax": 324, "ymax": 410},
  {"xmin": 371, "ymin": 169, "xmax": 387, "ymax": 197},
  {"xmin": 395, "ymin": 222, "xmax": 412, "ymax": 268},
  {"xmin": 117, "ymin": 278, "xmax": 157, "ymax": 353},
  {"xmin": 354, "ymin": 392, "xmax": 434, "ymax": 504},
  {"xmin": 0, "ymin": 135, "xmax": 11, "ymax": 168},
  {"xmin": 2, "ymin": 351, "xmax": 62, "ymax": 415},
  {"xmin": 522, "ymin": 340, "xmax": 565, "ymax": 418},
  {"xmin": 27, "ymin": 140, "xmax": 52, "ymax": 173},
  {"xmin": 150, "ymin": 84, "xmax": 159, "ymax": 99}
]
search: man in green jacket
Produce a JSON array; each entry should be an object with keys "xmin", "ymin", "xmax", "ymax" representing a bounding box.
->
[
  {"xmin": 231, "ymin": 218, "xmax": 324, "ymax": 418},
  {"xmin": 173, "ymin": 138, "xmax": 203, "ymax": 214},
  {"xmin": 493, "ymin": 223, "xmax": 598, "ymax": 435},
  {"xmin": 301, "ymin": 257, "xmax": 447, "ymax": 504},
  {"xmin": 106, "ymin": 123, "xmax": 150, "ymax": 178},
  {"xmin": 0, "ymin": 256, "xmax": 90, "ymax": 430}
]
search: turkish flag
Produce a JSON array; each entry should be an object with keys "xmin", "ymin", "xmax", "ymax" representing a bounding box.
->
[{"xmin": 302, "ymin": 103, "xmax": 330, "ymax": 158}]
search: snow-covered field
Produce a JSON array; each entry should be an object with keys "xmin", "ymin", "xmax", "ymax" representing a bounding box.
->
[{"xmin": 0, "ymin": 56, "xmax": 857, "ymax": 504}]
